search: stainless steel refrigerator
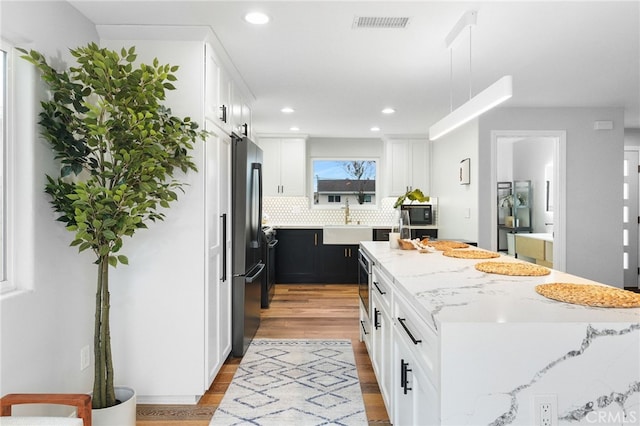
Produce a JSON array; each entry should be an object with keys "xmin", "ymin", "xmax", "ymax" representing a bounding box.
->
[{"xmin": 231, "ymin": 134, "xmax": 264, "ymax": 357}]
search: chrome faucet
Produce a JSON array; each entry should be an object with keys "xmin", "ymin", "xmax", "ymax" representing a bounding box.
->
[{"xmin": 344, "ymin": 199, "xmax": 352, "ymax": 224}]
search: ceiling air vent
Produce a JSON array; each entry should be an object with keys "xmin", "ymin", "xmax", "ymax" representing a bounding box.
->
[{"xmin": 353, "ymin": 16, "xmax": 411, "ymax": 29}]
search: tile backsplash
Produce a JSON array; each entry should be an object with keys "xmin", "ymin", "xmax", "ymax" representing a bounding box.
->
[{"xmin": 263, "ymin": 196, "xmax": 399, "ymax": 227}]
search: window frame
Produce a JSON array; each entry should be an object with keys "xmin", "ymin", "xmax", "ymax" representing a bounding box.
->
[
  {"xmin": 0, "ymin": 39, "xmax": 14, "ymax": 295},
  {"xmin": 310, "ymin": 158, "xmax": 379, "ymax": 211}
]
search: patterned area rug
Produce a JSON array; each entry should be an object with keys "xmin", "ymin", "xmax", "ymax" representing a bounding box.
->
[{"xmin": 209, "ymin": 339, "xmax": 368, "ymax": 425}]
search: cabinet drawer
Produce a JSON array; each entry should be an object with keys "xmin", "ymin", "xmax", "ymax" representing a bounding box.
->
[
  {"xmin": 371, "ymin": 266, "xmax": 392, "ymax": 310},
  {"xmin": 393, "ymin": 296, "xmax": 440, "ymax": 384}
]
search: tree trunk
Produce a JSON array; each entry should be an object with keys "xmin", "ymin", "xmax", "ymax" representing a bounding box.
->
[{"xmin": 93, "ymin": 255, "xmax": 116, "ymax": 409}]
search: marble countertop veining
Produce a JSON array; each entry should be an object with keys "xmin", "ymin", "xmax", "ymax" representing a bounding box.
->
[{"xmin": 360, "ymin": 241, "xmax": 640, "ymax": 330}]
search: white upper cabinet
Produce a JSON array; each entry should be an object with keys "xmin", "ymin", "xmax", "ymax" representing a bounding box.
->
[
  {"xmin": 259, "ymin": 137, "xmax": 307, "ymax": 197},
  {"xmin": 205, "ymin": 46, "xmax": 232, "ymax": 133},
  {"xmin": 205, "ymin": 44, "xmax": 251, "ymax": 138},
  {"xmin": 386, "ymin": 138, "xmax": 430, "ymax": 196}
]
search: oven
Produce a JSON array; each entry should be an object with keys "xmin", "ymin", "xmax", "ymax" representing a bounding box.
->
[{"xmin": 358, "ymin": 249, "xmax": 372, "ymax": 332}]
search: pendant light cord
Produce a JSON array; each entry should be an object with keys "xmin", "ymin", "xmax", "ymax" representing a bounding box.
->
[
  {"xmin": 449, "ymin": 49, "xmax": 453, "ymax": 113},
  {"xmin": 469, "ymin": 26, "xmax": 473, "ymax": 100},
  {"xmin": 449, "ymin": 24, "xmax": 474, "ymax": 111}
]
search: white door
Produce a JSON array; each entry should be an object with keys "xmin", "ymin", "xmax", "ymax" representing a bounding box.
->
[{"xmin": 623, "ymin": 150, "xmax": 639, "ymax": 288}]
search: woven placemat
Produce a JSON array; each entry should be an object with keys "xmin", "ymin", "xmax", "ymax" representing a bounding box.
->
[
  {"xmin": 429, "ymin": 241, "xmax": 470, "ymax": 251},
  {"xmin": 475, "ymin": 261, "xmax": 550, "ymax": 276},
  {"xmin": 443, "ymin": 249, "xmax": 500, "ymax": 259},
  {"xmin": 535, "ymin": 283, "xmax": 640, "ymax": 308}
]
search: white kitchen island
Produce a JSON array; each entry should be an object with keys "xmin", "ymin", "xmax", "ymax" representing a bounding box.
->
[{"xmin": 359, "ymin": 241, "xmax": 640, "ymax": 426}]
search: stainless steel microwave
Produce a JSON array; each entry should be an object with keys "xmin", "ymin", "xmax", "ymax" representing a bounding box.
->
[{"xmin": 401, "ymin": 204, "xmax": 433, "ymax": 225}]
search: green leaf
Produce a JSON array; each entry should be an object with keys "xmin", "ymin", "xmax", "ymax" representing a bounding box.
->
[{"xmin": 117, "ymin": 255, "xmax": 129, "ymax": 265}]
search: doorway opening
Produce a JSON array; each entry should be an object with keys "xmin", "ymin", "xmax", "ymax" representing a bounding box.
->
[
  {"xmin": 490, "ymin": 130, "xmax": 566, "ymax": 272},
  {"xmin": 623, "ymin": 149, "xmax": 639, "ymax": 290}
]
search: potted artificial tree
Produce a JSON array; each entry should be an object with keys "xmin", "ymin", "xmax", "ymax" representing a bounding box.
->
[{"xmin": 20, "ymin": 43, "xmax": 206, "ymax": 422}]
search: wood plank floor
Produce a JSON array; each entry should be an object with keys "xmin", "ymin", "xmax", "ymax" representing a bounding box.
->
[{"xmin": 136, "ymin": 284, "xmax": 391, "ymax": 425}]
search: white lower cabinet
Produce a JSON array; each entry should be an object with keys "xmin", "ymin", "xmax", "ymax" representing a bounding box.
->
[
  {"xmin": 393, "ymin": 329, "xmax": 439, "ymax": 425},
  {"xmin": 370, "ymin": 267, "xmax": 393, "ymax": 415},
  {"xmin": 366, "ymin": 263, "xmax": 440, "ymax": 425}
]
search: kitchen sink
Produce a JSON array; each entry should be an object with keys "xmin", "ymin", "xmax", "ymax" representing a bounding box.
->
[{"xmin": 323, "ymin": 225, "xmax": 373, "ymax": 245}]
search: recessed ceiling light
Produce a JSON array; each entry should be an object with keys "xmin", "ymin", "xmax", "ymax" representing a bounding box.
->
[
  {"xmin": 244, "ymin": 12, "xmax": 270, "ymax": 25},
  {"xmin": 290, "ymin": 126, "xmax": 300, "ymax": 131},
  {"xmin": 281, "ymin": 107, "xmax": 295, "ymax": 113},
  {"xmin": 370, "ymin": 126, "xmax": 381, "ymax": 132},
  {"xmin": 382, "ymin": 107, "xmax": 396, "ymax": 114}
]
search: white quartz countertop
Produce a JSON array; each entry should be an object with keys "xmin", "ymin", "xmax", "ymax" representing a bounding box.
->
[{"xmin": 360, "ymin": 241, "xmax": 639, "ymax": 330}]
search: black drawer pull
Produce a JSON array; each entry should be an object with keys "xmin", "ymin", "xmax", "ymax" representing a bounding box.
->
[
  {"xmin": 400, "ymin": 359, "xmax": 412, "ymax": 394},
  {"xmin": 374, "ymin": 308, "xmax": 381, "ymax": 330},
  {"xmin": 360, "ymin": 320, "xmax": 369, "ymax": 335},
  {"xmin": 373, "ymin": 281, "xmax": 386, "ymax": 295},
  {"xmin": 397, "ymin": 317, "xmax": 422, "ymax": 345}
]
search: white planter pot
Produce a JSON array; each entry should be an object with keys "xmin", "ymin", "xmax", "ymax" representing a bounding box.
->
[{"xmin": 92, "ymin": 386, "xmax": 136, "ymax": 426}]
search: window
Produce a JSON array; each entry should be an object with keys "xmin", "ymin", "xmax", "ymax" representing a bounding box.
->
[
  {"xmin": 312, "ymin": 159, "xmax": 377, "ymax": 208},
  {"xmin": 0, "ymin": 41, "xmax": 11, "ymax": 293}
]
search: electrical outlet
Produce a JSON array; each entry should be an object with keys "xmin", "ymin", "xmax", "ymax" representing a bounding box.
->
[
  {"xmin": 540, "ymin": 403, "xmax": 552, "ymax": 426},
  {"xmin": 533, "ymin": 395, "xmax": 557, "ymax": 426},
  {"xmin": 80, "ymin": 345, "xmax": 91, "ymax": 371}
]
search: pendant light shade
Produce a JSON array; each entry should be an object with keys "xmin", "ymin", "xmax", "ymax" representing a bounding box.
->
[{"xmin": 429, "ymin": 75, "xmax": 513, "ymax": 141}]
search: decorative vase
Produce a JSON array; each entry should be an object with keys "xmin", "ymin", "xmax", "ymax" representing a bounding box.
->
[
  {"xmin": 399, "ymin": 210, "xmax": 411, "ymax": 240},
  {"xmin": 92, "ymin": 386, "xmax": 136, "ymax": 426}
]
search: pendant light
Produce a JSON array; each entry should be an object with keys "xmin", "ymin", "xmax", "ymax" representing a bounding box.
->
[{"xmin": 429, "ymin": 11, "xmax": 513, "ymax": 141}]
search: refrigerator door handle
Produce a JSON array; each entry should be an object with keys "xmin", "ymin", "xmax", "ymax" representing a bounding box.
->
[
  {"xmin": 245, "ymin": 262, "xmax": 265, "ymax": 283},
  {"xmin": 249, "ymin": 162, "xmax": 263, "ymax": 249}
]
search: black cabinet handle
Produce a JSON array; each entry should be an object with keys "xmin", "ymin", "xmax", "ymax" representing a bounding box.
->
[
  {"xmin": 374, "ymin": 308, "xmax": 381, "ymax": 330},
  {"xmin": 242, "ymin": 123, "xmax": 248, "ymax": 136},
  {"xmin": 219, "ymin": 105, "xmax": 227, "ymax": 123},
  {"xmin": 360, "ymin": 320, "xmax": 369, "ymax": 335},
  {"xmin": 373, "ymin": 281, "xmax": 386, "ymax": 295},
  {"xmin": 401, "ymin": 359, "xmax": 412, "ymax": 394},
  {"xmin": 220, "ymin": 213, "xmax": 227, "ymax": 282},
  {"xmin": 398, "ymin": 317, "xmax": 422, "ymax": 345}
]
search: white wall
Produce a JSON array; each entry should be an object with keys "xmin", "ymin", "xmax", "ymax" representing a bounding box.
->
[
  {"xmin": 624, "ymin": 128, "xmax": 640, "ymax": 147},
  {"xmin": 0, "ymin": 1, "xmax": 98, "ymax": 398},
  {"xmin": 430, "ymin": 120, "xmax": 479, "ymax": 242},
  {"xmin": 478, "ymin": 107, "xmax": 625, "ymax": 286}
]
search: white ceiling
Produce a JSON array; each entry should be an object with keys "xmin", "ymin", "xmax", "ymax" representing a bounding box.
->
[{"xmin": 68, "ymin": 0, "xmax": 640, "ymax": 138}]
